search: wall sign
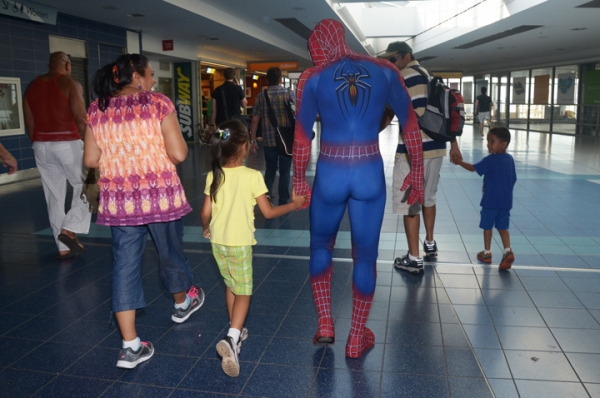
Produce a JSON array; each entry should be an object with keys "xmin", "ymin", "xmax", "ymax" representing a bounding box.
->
[
  {"xmin": 583, "ymin": 70, "xmax": 600, "ymax": 105},
  {"xmin": 1, "ymin": 0, "xmax": 57, "ymax": 24},
  {"xmin": 512, "ymin": 77, "xmax": 526, "ymax": 104},
  {"xmin": 162, "ymin": 40, "xmax": 174, "ymax": 51},
  {"xmin": 247, "ymin": 62, "xmax": 299, "ymax": 71},
  {"xmin": 556, "ymin": 72, "xmax": 575, "ymax": 105},
  {"xmin": 174, "ymin": 62, "xmax": 195, "ymax": 142},
  {"xmin": 533, "ymin": 75, "xmax": 550, "ymax": 104}
]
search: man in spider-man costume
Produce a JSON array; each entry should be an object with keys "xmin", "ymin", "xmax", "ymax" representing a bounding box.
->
[{"xmin": 293, "ymin": 19, "xmax": 424, "ymax": 358}]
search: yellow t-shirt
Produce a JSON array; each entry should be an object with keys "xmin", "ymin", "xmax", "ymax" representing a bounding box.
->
[{"xmin": 204, "ymin": 166, "xmax": 268, "ymax": 246}]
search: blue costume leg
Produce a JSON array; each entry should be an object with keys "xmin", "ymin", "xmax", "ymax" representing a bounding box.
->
[
  {"xmin": 346, "ymin": 194, "xmax": 384, "ymax": 357},
  {"xmin": 309, "ymin": 165, "xmax": 349, "ymax": 344}
]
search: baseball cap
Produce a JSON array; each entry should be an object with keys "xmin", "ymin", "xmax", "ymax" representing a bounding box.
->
[{"xmin": 378, "ymin": 41, "xmax": 413, "ymax": 58}]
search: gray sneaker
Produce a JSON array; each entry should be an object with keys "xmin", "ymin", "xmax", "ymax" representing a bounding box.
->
[
  {"xmin": 116, "ymin": 341, "xmax": 154, "ymax": 369},
  {"xmin": 237, "ymin": 327, "xmax": 248, "ymax": 353},
  {"xmin": 394, "ymin": 253, "xmax": 424, "ymax": 274},
  {"xmin": 216, "ymin": 336, "xmax": 240, "ymax": 377},
  {"xmin": 423, "ymin": 240, "xmax": 438, "ymax": 257},
  {"xmin": 172, "ymin": 286, "xmax": 205, "ymax": 323}
]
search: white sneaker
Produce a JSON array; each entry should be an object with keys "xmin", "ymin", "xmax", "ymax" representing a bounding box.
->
[{"xmin": 216, "ymin": 336, "xmax": 240, "ymax": 377}]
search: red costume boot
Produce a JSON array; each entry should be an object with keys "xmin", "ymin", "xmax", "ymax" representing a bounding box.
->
[
  {"xmin": 311, "ymin": 267, "xmax": 335, "ymax": 344},
  {"xmin": 345, "ymin": 289, "xmax": 375, "ymax": 358}
]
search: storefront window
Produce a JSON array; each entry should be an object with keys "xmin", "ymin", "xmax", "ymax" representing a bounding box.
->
[
  {"xmin": 509, "ymin": 70, "xmax": 529, "ymax": 130},
  {"xmin": 529, "ymin": 68, "xmax": 553, "ymax": 132},
  {"xmin": 461, "ymin": 76, "xmax": 474, "ymax": 124},
  {"xmin": 552, "ymin": 65, "xmax": 578, "ymax": 134}
]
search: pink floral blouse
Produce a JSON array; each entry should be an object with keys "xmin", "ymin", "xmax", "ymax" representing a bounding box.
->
[{"xmin": 87, "ymin": 92, "xmax": 191, "ymax": 226}]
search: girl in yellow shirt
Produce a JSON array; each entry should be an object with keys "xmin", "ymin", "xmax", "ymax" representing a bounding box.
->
[{"xmin": 200, "ymin": 119, "xmax": 306, "ymax": 377}]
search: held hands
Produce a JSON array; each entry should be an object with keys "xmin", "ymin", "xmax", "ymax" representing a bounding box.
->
[
  {"xmin": 449, "ymin": 144, "xmax": 463, "ymax": 165},
  {"xmin": 250, "ymin": 141, "xmax": 258, "ymax": 153},
  {"xmin": 291, "ymin": 189, "xmax": 308, "ymax": 209},
  {"xmin": 294, "ymin": 180, "xmax": 312, "ymax": 210},
  {"xmin": 203, "ymin": 228, "xmax": 210, "ymax": 239}
]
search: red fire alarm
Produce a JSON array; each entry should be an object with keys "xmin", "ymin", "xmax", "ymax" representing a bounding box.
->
[{"xmin": 162, "ymin": 40, "xmax": 174, "ymax": 51}]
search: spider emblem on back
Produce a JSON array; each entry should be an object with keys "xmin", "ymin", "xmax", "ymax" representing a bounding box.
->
[{"xmin": 334, "ymin": 61, "xmax": 371, "ymax": 120}]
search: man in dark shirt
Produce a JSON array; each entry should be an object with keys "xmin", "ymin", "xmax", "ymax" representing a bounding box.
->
[
  {"xmin": 474, "ymin": 86, "xmax": 494, "ymax": 137},
  {"xmin": 209, "ymin": 68, "xmax": 247, "ymax": 129}
]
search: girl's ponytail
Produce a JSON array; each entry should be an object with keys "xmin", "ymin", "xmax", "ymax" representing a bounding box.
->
[{"xmin": 208, "ymin": 119, "xmax": 249, "ymax": 202}]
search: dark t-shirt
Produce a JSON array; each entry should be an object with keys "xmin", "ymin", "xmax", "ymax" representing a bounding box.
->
[
  {"xmin": 477, "ymin": 94, "xmax": 492, "ymax": 112},
  {"xmin": 212, "ymin": 81, "xmax": 245, "ymax": 124}
]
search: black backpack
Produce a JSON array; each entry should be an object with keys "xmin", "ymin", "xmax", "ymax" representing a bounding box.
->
[{"xmin": 410, "ymin": 66, "xmax": 465, "ymax": 142}]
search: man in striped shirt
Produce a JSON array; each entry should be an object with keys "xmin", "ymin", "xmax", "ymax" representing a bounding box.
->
[{"xmin": 380, "ymin": 42, "xmax": 462, "ymax": 274}]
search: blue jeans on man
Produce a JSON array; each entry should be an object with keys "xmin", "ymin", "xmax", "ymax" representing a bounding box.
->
[{"xmin": 264, "ymin": 145, "xmax": 291, "ymax": 205}]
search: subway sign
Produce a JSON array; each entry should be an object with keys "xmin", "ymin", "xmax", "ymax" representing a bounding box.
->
[{"xmin": 174, "ymin": 62, "xmax": 194, "ymax": 142}]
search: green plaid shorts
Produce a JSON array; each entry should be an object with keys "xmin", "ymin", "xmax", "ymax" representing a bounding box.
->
[{"xmin": 211, "ymin": 244, "xmax": 253, "ymax": 295}]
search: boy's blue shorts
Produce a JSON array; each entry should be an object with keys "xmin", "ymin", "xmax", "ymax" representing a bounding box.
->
[{"xmin": 479, "ymin": 208, "xmax": 511, "ymax": 230}]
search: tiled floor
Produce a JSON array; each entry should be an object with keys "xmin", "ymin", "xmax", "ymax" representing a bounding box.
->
[{"xmin": 1, "ymin": 124, "xmax": 600, "ymax": 397}]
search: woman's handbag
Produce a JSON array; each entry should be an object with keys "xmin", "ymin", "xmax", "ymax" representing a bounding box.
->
[{"xmin": 80, "ymin": 168, "xmax": 100, "ymax": 213}]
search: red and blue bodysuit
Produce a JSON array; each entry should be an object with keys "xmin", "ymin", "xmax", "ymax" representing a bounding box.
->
[{"xmin": 293, "ymin": 20, "xmax": 424, "ymax": 358}]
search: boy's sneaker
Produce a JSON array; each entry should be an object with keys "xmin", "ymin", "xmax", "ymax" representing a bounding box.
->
[
  {"xmin": 172, "ymin": 286, "xmax": 205, "ymax": 323},
  {"xmin": 394, "ymin": 253, "xmax": 424, "ymax": 274},
  {"xmin": 237, "ymin": 327, "xmax": 248, "ymax": 353},
  {"xmin": 116, "ymin": 341, "xmax": 154, "ymax": 369},
  {"xmin": 477, "ymin": 251, "xmax": 492, "ymax": 263},
  {"xmin": 216, "ymin": 336, "xmax": 240, "ymax": 377},
  {"xmin": 499, "ymin": 250, "xmax": 514, "ymax": 270},
  {"xmin": 423, "ymin": 240, "xmax": 438, "ymax": 257}
]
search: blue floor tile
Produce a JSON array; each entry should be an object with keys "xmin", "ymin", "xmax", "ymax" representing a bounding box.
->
[
  {"xmin": 514, "ymin": 380, "xmax": 589, "ymax": 398},
  {"xmin": 310, "ymin": 368, "xmax": 381, "ymax": 398},
  {"xmin": 448, "ymin": 376, "xmax": 494, "ymax": 398},
  {"xmin": 0, "ymin": 368, "xmax": 57, "ymax": 397},
  {"xmin": 32, "ymin": 375, "xmax": 112, "ymax": 398},
  {"xmin": 380, "ymin": 373, "xmax": 447, "ymax": 398},
  {"xmin": 504, "ymin": 350, "xmax": 579, "ymax": 381}
]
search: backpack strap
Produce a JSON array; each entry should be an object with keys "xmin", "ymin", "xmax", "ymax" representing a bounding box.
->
[
  {"xmin": 409, "ymin": 65, "xmax": 431, "ymax": 82},
  {"xmin": 263, "ymin": 89, "xmax": 279, "ymax": 128}
]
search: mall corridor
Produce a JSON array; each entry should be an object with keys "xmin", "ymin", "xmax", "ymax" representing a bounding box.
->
[{"xmin": 1, "ymin": 125, "xmax": 600, "ymax": 397}]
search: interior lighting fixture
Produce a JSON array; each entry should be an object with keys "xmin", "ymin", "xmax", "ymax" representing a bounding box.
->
[
  {"xmin": 206, "ymin": 67, "xmax": 215, "ymax": 74},
  {"xmin": 252, "ymin": 75, "xmax": 259, "ymax": 80}
]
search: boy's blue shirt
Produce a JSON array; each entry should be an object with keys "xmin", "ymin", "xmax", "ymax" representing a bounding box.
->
[{"xmin": 473, "ymin": 153, "xmax": 517, "ymax": 209}]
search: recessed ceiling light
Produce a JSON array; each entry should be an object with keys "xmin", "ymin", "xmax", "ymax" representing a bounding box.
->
[
  {"xmin": 127, "ymin": 13, "xmax": 145, "ymax": 17},
  {"xmin": 101, "ymin": 6, "xmax": 118, "ymax": 10}
]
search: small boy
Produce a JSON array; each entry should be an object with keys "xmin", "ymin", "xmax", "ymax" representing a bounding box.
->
[{"xmin": 453, "ymin": 127, "xmax": 517, "ymax": 270}]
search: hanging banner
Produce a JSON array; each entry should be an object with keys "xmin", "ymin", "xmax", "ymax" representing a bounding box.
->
[
  {"xmin": 556, "ymin": 73, "xmax": 575, "ymax": 105},
  {"xmin": 462, "ymin": 82, "xmax": 473, "ymax": 103},
  {"xmin": 0, "ymin": 0, "xmax": 57, "ymax": 24},
  {"xmin": 174, "ymin": 62, "xmax": 195, "ymax": 142},
  {"xmin": 533, "ymin": 75, "xmax": 550, "ymax": 104},
  {"xmin": 512, "ymin": 77, "xmax": 526, "ymax": 104},
  {"xmin": 583, "ymin": 70, "xmax": 600, "ymax": 105}
]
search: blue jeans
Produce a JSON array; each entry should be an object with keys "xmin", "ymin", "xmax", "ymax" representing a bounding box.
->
[
  {"xmin": 264, "ymin": 145, "xmax": 292, "ymax": 204},
  {"xmin": 110, "ymin": 218, "xmax": 194, "ymax": 313}
]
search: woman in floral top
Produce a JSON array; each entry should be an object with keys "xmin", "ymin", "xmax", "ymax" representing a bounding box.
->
[{"xmin": 84, "ymin": 54, "xmax": 204, "ymax": 369}]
